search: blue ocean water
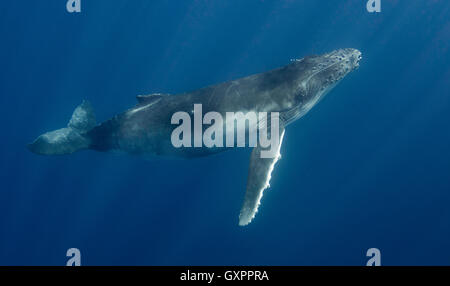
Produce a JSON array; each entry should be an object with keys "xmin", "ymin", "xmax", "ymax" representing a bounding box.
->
[{"xmin": 0, "ymin": 1, "xmax": 449, "ymax": 266}]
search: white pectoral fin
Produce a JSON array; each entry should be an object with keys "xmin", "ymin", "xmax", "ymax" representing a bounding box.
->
[{"xmin": 239, "ymin": 127, "xmax": 285, "ymax": 226}]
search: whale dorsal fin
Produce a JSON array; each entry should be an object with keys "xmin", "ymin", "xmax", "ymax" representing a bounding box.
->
[{"xmin": 136, "ymin": 93, "xmax": 169, "ymax": 104}]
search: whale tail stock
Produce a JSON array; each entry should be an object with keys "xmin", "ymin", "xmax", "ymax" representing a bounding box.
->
[{"xmin": 27, "ymin": 100, "xmax": 96, "ymax": 155}]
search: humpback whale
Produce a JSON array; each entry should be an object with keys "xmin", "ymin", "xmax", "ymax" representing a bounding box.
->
[{"xmin": 28, "ymin": 48, "xmax": 362, "ymax": 226}]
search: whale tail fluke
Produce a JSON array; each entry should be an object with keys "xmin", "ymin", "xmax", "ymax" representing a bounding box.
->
[{"xmin": 28, "ymin": 100, "xmax": 96, "ymax": 155}]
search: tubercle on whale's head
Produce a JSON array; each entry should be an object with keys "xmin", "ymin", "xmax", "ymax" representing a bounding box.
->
[
  {"xmin": 295, "ymin": 48, "xmax": 362, "ymax": 99},
  {"xmin": 322, "ymin": 48, "xmax": 362, "ymax": 77}
]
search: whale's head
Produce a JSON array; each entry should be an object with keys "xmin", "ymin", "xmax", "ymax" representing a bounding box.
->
[
  {"xmin": 314, "ymin": 48, "xmax": 361, "ymax": 85},
  {"xmin": 295, "ymin": 48, "xmax": 362, "ymax": 105}
]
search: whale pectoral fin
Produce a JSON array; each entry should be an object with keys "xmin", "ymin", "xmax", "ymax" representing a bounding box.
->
[{"xmin": 239, "ymin": 124, "xmax": 286, "ymax": 226}]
